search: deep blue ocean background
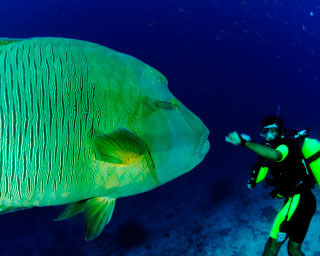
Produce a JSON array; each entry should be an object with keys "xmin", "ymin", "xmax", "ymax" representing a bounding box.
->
[{"xmin": 1, "ymin": 0, "xmax": 320, "ymax": 255}]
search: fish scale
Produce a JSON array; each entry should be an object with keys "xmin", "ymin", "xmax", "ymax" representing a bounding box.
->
[{"xmin": 0, "ymin": 39, "xmax": 98, "ymax": 205}]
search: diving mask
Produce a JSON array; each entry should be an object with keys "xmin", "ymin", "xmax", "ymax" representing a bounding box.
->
[{"xmin": 260, "ymin": 124, "xmax": 279, "ymax": 137}]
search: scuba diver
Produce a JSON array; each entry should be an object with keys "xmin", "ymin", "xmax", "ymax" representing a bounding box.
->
[{"xmin": 225, "ymin": 116, "xmax": 317, "ymax": 256}]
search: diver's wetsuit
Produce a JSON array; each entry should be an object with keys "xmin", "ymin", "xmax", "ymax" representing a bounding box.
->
[{"xmin": 258, "ymin": 137, "xmax": 316, "ymax": 244}]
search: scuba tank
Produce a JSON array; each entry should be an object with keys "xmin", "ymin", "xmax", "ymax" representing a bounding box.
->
[
  {"xmin": 301, "ymin": 137, "xmax": 320, "ymax": 187},
  {"xmin": 288, "ymin": 128, "xmax": 320, "ymax": 188}
]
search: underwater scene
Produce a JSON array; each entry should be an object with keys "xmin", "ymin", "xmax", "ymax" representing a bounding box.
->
[{"xmin": 0, "ymin": 0, "xmax": 320, "ymax": 255}]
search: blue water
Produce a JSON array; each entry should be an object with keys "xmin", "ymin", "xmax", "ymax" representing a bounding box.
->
[{"xmin": 1, "ymin": 0, "xmax": 320, "ymax": 255}]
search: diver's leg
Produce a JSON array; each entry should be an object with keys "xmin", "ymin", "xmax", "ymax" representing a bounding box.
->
[
  {"xmin": 287, "ymin": 240, "xmax": 305, "ymax": 256},
  {"xmin": 286, "ymin": 191, "xmax": 316, "ymax": 256},
  {"xmin": 264, "ymin": 198, "xmax": 291, "ymax": 256},
  {"xmin": 262, "ymin": 237, "xmax": 282, "ymax": 256}
]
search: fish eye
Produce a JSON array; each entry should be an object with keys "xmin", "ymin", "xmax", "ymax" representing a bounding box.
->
[
  {"xmin": 171, "ymin": 98, "xmax": 178, "ymax": 108},
  {"xmin": 154, "ymin": 99, "xmax": 179, "ymax": 109}
]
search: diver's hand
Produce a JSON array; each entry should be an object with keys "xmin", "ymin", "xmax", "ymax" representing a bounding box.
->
[
  {"xmin": 240, "ymin": 133, "xmax": 251, "ymax": 142},
  {"xmin": 225, "ymin": 131, "xmax": 242, "ymax": 146},
  {"xmin": 225, "ymin": 132, "xmax": 251, "ymax": 146}
]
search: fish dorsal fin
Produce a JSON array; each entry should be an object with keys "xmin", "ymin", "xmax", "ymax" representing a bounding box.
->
[
  {"xmin": 54, "ymin": 200, "xmax": 86, "ymax": 221},
  {"xmin": 0, "ymin": 38, "xmax": 22, "ymax": 47},
  {"xmin": 84, "ymin": 197, "xmax": 116, "ymax": 240},
  {"xmin": 93, "ymin": 128, "xmax": 148, "ymax": 165}
]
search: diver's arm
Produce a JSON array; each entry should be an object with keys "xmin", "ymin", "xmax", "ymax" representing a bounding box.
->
[
  {"xmin": 244, "ymin": 141, "xmax": 282, "ymax": 161},
  {"xmin": 225, "ymin": 131, "xmax": 282, "ymax": 161}
]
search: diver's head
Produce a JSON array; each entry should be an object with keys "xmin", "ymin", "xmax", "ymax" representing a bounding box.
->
[{"xmin": 260, "ymin": 116, "xmax": 284, "ymax": 142}]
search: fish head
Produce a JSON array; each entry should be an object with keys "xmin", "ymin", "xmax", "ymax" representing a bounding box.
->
[
  {"xmin": 138, "ymin": 66, "xmax": 210, "ymax": 184},
  {"xmin": 93, "ymin": 52, "xmax": 210, "ymax": 186}
]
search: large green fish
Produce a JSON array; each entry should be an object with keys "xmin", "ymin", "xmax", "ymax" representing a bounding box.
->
[{"xmin": 0, "ymin": 37, "xmax": 210, "ymax": 240}]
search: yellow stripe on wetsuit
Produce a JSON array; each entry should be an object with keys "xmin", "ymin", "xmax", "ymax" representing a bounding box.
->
[
  {"xmin": 275, "ymin": 144, "xmax": 289, "ymax": 162},
  {"xmin": 256, "ymin": 144, "xmax": 289, "ymax": 183},
  {"xmin": 270, "ymin": 194, "xmax": 301, "ymax": 239}
]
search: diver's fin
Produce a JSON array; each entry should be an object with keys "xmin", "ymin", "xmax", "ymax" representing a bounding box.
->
[
  {"xmin": 0, "ymin": 206, "xmax": 29, "ymax": 215},
  {"xmin": 0, "ymin": 38, "xmax": 23, "ymax": 46},
  {"xmin": 84, "ymin": 197, "xmax": 116, "ymax": 241},
  {"xmin": 54, "ymin": 200, "xmax": 86, "ymax": 221},
  {"xmin": 93, "ymin": 128, "xmax": 148, "ymax": 165}
]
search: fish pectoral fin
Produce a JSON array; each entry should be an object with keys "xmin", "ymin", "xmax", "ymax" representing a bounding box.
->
[
  {"xmin": 0, "ymin": 38, "xmax": 22, "ymax": 46},
  {"xmin": 84, "ymin": 197, "xmax": 116, "ymax": 241},
  {"xmin": 54, "ymin": 200, "xmax": 86, "ymax": 221},
  {"xmin": 93, "ymin": 128, "xmax": 148, "ymax": 165},
  {"xmin": 0, "ymin": 206, "xmax": 29, "ymax": 215}
]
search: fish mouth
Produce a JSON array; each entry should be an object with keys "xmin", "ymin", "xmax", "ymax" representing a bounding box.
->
[
  {"xmin": 197, "ymin": 139, "xmax": 210, "ymax": 161},
  {"xmin": 196, "ymin": 128, "xmax": 210, "ymax": 157}
]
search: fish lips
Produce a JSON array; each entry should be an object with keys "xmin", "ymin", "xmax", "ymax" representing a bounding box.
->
[{"xmin": 196, "ymin": 128, "xmax": 210, "ymax": 159}]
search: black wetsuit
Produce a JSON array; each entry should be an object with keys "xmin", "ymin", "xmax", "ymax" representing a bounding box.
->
[{"xmin": 261, "ymin": 137, "xmax": 316, "ymax": 244}]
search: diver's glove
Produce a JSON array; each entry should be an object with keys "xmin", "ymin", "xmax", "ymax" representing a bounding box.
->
[{"xmin": 240, "ymin": 133, "xmax": 251, "ymax": 147}]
